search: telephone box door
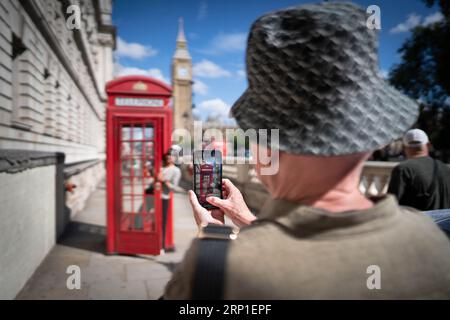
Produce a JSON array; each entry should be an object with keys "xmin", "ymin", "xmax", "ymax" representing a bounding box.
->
[{"xmin": 114, "ymin": 117, "xmax": 162, "ymax": 255}]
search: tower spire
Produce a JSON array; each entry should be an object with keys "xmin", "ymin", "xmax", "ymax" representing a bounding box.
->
[
  {"xmin": 177, "ymin": 17, "xmax": 186, "ymax": 43},
  {"xmin": 173, "ymin": 17, "xmax": 191, "ymax": 60}
]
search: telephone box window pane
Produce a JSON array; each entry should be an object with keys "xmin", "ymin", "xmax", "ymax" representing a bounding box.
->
[
  {"xmin": 133, "ymin": 141, "xmax": 143, "ymax": 155},
  {"xmin": 122, "ymin": 179, "xmax": 139, "ymax": 195},
  {"xmin": 121, "ymin": 127, "xmax": 132, "ymax": 140},
  {"xmin": 144, "ymin": 127, "xmax": 154, "ymax": 140},
  {"xmin": 133, "ymin": 196, "xmax": 144, "ymax": 214},
  {"xmin": 121, "ymin": 160, "xmax": 144, "ymax": 177},
  {"xmin": 126, "ymin": 177, "xmax": 143, "ymax": 191},
  {"xmin": 121, "ymin": 160, "xmax": 133, "ymax": 176},
  {"xmin": 121, "ymin": 195, "xmax": 132, "ymax": 213},
  {"xmin": 121, "ymin": 180, "xmax": 131, "ymax": 195},
  {"xmin": 143, "ymin": 160, "xmax": 155, "ymax": 180},
  {"xmin": 132, "ymin": 127, "xmax": 143, "ymax": 140},
  {"xmin": 120, "ymin": 194, "xmax": 155, "ymax": 232},
  {"xmin": 122, "ymin": 157, "xmax": 143, "ymax": 177},
  {"xmin": 144, "ymin": 141, "xmax": 154, "ymax": 156},
  {"xmin": 121, "ymin": 195, "xmax": 143, "ymax": 213},
  {"xmin": 121, "ymin": 142, "xmax": 133, "ymax": 158}
]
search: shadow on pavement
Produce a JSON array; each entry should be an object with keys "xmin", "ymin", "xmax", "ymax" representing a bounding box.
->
[{"xmin": 58, "ymin": 221, "xmax": 106, "ymax": 254}]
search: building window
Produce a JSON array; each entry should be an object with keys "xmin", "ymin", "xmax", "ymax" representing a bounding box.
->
[{"xmin": 11, "ymin": 32, "xmax": 29, "ymax": 130}]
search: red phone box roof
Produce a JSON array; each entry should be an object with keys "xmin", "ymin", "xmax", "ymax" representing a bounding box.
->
[{"xmin": 106, "ymin": 75, "xmax": 172, "ymax": 97}]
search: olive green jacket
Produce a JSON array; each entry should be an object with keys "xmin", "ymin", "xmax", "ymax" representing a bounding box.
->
[{"xmin": 164, "ymin": 195, "xmax": 450, "ymax": 299}]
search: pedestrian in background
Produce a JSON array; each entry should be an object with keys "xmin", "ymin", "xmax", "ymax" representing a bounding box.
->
[
  {"xmin": 388, "ymin": 129, "xmax": 450, "ymax": 211},
  {"xmin": 159, "ymin": 153, "xmax": 182, "ymax": 252}
]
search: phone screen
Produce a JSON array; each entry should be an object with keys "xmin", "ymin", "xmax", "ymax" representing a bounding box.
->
[{"xmin": 193, "ymin": 150, "xmax": 222, "ymax": 209}]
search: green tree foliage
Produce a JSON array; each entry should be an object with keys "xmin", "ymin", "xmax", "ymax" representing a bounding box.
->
[{"xmin": 389, "ymin": 0, "xmax": 450, "ymax": 161}]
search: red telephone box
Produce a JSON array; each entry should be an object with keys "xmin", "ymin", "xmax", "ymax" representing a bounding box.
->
[{"xmin": 105, "ymin": 76, "xmax": 174, "ymax": 255}]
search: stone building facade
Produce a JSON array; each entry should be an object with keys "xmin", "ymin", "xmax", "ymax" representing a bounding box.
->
[
  {"xmin": 0, "ymin": 0, "xmax": 115, "ymax": 299},
  {"xmin": 0, "ymin": 0, "xmax": 115, "ymax": 213}
]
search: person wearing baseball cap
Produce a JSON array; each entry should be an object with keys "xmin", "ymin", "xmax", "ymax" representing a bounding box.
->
[
  {"xmin": 164, "ymin": 2, "xmax": 450, "ymax": 299},
  {"xmin": 388, "ymin": 129, "xmax": 450, "ymax": 211}
]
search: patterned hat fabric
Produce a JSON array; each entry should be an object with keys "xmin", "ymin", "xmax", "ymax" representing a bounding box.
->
[{"xmin": 230, "ymin": 2, "xmax": 419, "ymax": 156}]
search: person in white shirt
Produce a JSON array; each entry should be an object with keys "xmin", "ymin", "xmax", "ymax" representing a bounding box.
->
[{"xmin": 159, "ymin": 153, "xmax": 182, "ymax": 252}]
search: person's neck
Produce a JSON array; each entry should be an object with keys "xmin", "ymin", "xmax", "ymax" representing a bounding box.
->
[
  {"xmin": 273, "ymin": 168, "xmax": 373, "ymax": 212},
  {"xmin": 408, "ymin": 153, "xmax": 429, "ymax": 159},
  {"xmin": 261, "ymin": 151, "xmax": 374, "ymax": 213},
  {"xmin": 302, "ymin": 188, "xmax": 373, "ymax": 212}
]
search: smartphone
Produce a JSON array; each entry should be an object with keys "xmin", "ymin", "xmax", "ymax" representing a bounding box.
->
[{"xmin": 193, "ymin": 149, "xmax": 223, "ymax": 209}]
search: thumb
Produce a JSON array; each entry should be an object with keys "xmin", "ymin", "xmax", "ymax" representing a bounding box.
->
[{"xmin": 206, "ymin": 196, "xmax": 230, "ymax": 210}]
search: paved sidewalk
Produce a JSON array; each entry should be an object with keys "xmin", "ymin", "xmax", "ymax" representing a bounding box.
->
[{"xmin": 16, "ymin": 181, "xmax": 197, "ymax": 300}]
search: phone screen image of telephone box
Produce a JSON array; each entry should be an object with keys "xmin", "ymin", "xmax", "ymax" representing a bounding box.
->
[{"xmin": 193, "ymin": 150, "xmax": 222, "ymax": 209}]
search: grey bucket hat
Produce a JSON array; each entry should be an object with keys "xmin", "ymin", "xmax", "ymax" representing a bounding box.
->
[{"xmin": 230, "ymin": 2, "xmax": 419, "ymax": 156}]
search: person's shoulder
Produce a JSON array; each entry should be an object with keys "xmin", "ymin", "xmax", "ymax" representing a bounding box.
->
[
  {"xmin": 167, "ymin": 165, "xmax": 181, "ymax": 175},
  {"xmin": 436, "ymin": 159, "xmax": 450, "ymax": 172},
  {"xmin": 227, "ymin": 221, "xmax": 287, "ymax": 256},
  {"xmin": 394, "ymin": 157, "xmax": 432, "ymax": 174},
  {"xmin": 396, "ymin": 205, "xmax": 450, "ymax": 242},
  {"xmin": 391, "ymin": 161, "xmax": 410, "ymax": 177},
  {"xmin": 396, "ymin": 204, "xmax": 433, "ymax": 225},
  {"xmin": 397, "ymin": 158, "xmax": 423, "ymax": 168},
  {"xmin": 168, "ymin": 165, "xmax": 181, "ymax": 173}
]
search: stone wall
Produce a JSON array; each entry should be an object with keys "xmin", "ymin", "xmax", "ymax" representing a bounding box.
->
[
  {"xmin": 65, "ymin": 160, "xmax": 104, "ymax": 217},
  {"xmin": 0, "ymin": 151, "xmax": 64, "ymax": 299}
]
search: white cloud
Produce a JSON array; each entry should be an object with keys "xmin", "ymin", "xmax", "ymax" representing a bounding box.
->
[
  {"xmin": 390, "ymin": 13, "xmax": 421, "ymax": 34},
  {"xmin": 197, "ymin": 98, "xmax": 230, "ymax": 118},
  {"xmin": 236, "ymin": 69, "xmax": 246, "ymax": 78},
  {"xmin": 193, "ymin": 79, "xmax": 208, "ymax": 95},
  {"xmin": 147, "ymin": 69, "xmax": 169, "ymax": 83},
  {"xmin": 423, "ymin": 12, "xmax": 444, "ymax": 26},
  {"xmin": 199, "ymin": 32, "xmax": 247, "ymax": 55},
  {"xmin": 116, "ymin": 37, "xmax": 158, "ymax": 59},
  {"xmin": 114, "ymin": 63, "xmax": 169, "ymax": 84},
  {"xmin": 390, "ymin": 12, "xmax": 444, "ymax": 34},
  {"xmin": 193, "ymin": 59, "xmax": 231, "ymax": 78},
  {"xmin": 380, "ymin": 69, "xmax": 389, "ymax": 79}
]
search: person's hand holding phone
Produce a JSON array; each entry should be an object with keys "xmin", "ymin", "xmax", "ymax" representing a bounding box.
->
[
  {"xmin": 206, "ymin": 179, "xmax": 256, "ymax": 228},
  {"xmin": 188, "ymin": 190, "xmax": 225, "ymax": 227}
]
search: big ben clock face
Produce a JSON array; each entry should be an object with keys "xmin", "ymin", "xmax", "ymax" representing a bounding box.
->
[{"xmin": 178, "ymin": 67, "xmax": 189, "ymax": 78}]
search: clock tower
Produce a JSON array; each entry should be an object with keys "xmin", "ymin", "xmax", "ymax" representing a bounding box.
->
[{"xmin": 172, "ymin": 18, "xmax": 193, "ymax": 133}]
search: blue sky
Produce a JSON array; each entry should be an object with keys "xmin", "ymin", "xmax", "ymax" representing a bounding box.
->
[{"xmin": 112, "ymin": 0, "xmax": 443, "ymax": 122}]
